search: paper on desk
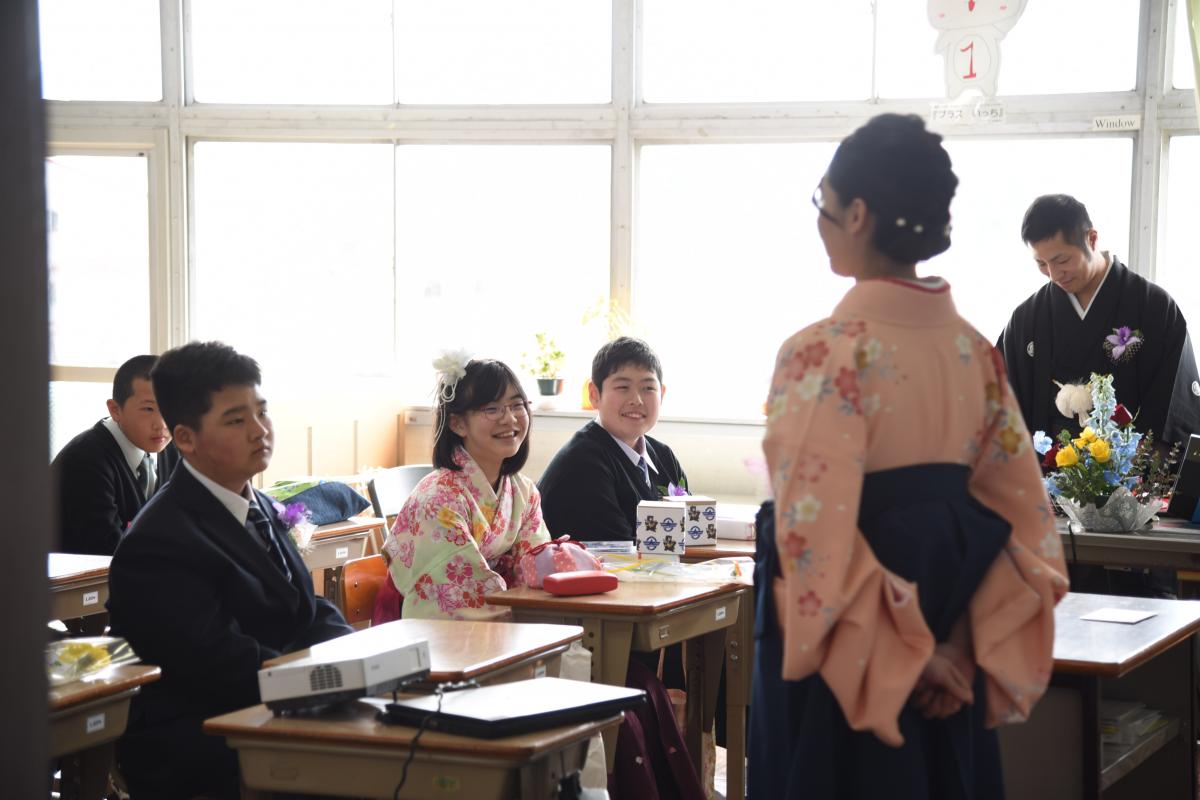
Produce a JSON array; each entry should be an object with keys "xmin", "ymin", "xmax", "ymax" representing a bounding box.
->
[{"xmin": 1080, "ymin": 608, "xmax": 1157, "ymax": 624}]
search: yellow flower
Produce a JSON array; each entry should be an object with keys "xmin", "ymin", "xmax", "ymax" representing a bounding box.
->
[
  {"xmin": 436, "ymin": 507, "xmax": 458, "ymax": 528},
  {"xmin": 1055, "ymin": 446, "xmax": 1079, "ymax": 467},
  {"xmin": 1088, "ymin": 439, "xmax": 1111, "ymax": 463},
  {"xmin": 999, "ymin": 428, "xmax": 1023, "ymax": 455},
  {"xmin": 1080, "ymin": 426, "xmax": 1097, "ymax": 443}
]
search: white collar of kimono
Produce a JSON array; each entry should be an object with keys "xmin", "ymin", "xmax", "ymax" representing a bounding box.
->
[
  {"xmin": 101, "ymin": 416, "xmax": 149, "ymax": 475},
  {"xmin": 1066, "ymin": 253, "xmax": 1113, "ymax": 320},
  {"xmin": 181, "ymin": 457, "xmax": 256, "ymax": 527},
  {"xmin": 833, "ymin": 277, "xmax": 958, "ymax": 327},
  {"xmin": 453, "ymin": 446, "xmax": 505, "ymax": 499},
  {"xmin": 604, "ymin": 428, "xmax": 659, "ymax": 476}
]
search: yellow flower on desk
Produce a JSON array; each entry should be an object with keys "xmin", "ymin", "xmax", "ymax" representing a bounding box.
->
[
  {"xmin": 1055, "ymin": 446, "xmax": 1079, "ymax": 467},
  {"xmin": 1072, "ymin": 426, "xmax": 1098, "ymax": 450},
  {"xmin": 1088, "ymin": 439, "xmax": 1111, "ymax": 463}
]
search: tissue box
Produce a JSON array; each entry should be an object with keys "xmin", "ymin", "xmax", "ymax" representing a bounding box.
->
[
  {"xmin": 716, "ymin": 503, "xmax": 760, "ymax": 541},
  {"xmin": 676, "ymin": 495, "xmax": 718, "ymax": 546},
  {"xmin": 635, "ymin": 500, "xmax": 687, "ymax": 555}
]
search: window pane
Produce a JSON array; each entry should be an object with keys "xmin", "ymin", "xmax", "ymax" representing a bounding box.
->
[
  {"xmin": 39, "ymin": 0, "xmax": 161, "ymax": 101},
  {"xmin": 190, "ymin": 0, "xmax": 394, "ymax": 104},
  {"xmin": 879, "ymin": 1, "xmax": 1137, "ymax": 98},
  {"xmin": 395, "ymin": 1, "xmax": 611, "ymax": 104},
  {"xmin": 191, "ymin": 142, "xmax": 395, "ymax": 378},
  {"xmin": 394, "ymin": 146, "xmax": 610, "ymax": 402},
  {"xmin": 1174, "ymin": 0, "xmax": 1196, "ymax": 90},
  {"xmin": 50, "ymin": 381, "xmax": 112, "ymax": 459},
  {"xmin": 938, "ymin": 137, "xmax": 1133, "ymax": 343},
  {"xmin": 636, "ymin": 143, "xmax": 840, "ymax": 419},
  {"xmin": 47, "ymin": 155, "xmax": 151, "ymax": 366},
  {"xmin": 997, "ymin": 0, "xmax": 1138, "ymax": 95},
  {"xmin": 1157, "ymin": 136, "xmax": 1200, "ymax": 325},
  {"xmin": 642, "ymin": 0, "xmax": 873, "ymax": 102}
]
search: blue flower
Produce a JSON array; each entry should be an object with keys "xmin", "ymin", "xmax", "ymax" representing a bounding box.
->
[
  {"xmin": 1032, "ymin": 431, "xmax": 1053, "ymax": 455},
  {"xmin": 1043, "ymin": 475, "xmax": 1061, "ymax": 497}
]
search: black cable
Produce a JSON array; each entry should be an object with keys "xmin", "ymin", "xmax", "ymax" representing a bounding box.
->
[{"xmin": 392, "ymin": 679, "xmax": 479, "ymax": 799}]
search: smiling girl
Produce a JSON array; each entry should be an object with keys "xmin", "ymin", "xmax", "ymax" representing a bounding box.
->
[{"xmin": 380, "ymin": 357, "xmax": 550, "ymax": 619}]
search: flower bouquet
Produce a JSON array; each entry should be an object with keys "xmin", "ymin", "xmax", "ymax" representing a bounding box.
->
[
  {"xmin": 273, "ymin": 500, "xmax": 316, "ymax": 552},
  {"xmin": 1034, "ymin": 374, "xmax": 1177, "ymax": 533}
]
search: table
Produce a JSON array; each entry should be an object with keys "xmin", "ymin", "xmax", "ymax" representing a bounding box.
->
[
  {"xmin": 680, "ymin": 539, "xmax": 756, "ymax": 562},
  {"xmin": 301, "ymin": 516, "xmax": 385, "ymax": 608},
  {"xmin": 998, "ymin": 592, "xmax": 1200, "ymax": 799},
  {"xmin": 205, "ymin": 701, "xmax": 622, "ymax": 799},
  {"xmin": 265, "ymin": 619, "xmax": 584, "ymax": 687},
  {"xmin": 1057, "ymin": 517, "xmax": 1200, "ymax": 572},
  {"xmin": 486, "ymin": 581, "xmax": 746, "ymax": 799},
  {"xmin": 49, "ymin": 663, "xmax": 161, "ymax": 800},
  {"xmin": 48, "ymin": 553, "xmax": 112, "ymax": 622}
]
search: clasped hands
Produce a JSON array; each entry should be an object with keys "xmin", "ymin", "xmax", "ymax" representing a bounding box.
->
[{"xmin": 912, "ymin": 615, "xmax": 975, "ymax": 720}]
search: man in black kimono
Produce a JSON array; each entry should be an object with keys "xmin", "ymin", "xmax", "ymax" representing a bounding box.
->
[{"xmin": 998, "ymin": 194, "xmax": 1200, "ymax": 446}]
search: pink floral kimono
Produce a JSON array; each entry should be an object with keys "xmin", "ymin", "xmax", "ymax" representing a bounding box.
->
[
  {"xmin": 751, "ymin": 278, "xmax": 1070, "ymax": 799},
  {"xmin": 381, "ymin": 448, "xmax": 550, "ymax": 619}
]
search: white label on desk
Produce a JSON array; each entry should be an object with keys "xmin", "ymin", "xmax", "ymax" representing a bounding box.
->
[
  {"xmin": 86, "ymin": 713, "xmax": 105, "ymax": 734},
  {"xmin": 1080, "ymin": 608, "xmax": 1156, "ymax": 624},
  {"xmin": 335, "ymin": 546, "xmax": 349, "ymax": 559},
  {"xmin": 82, "ymin": 591, "xmax": 99, "ymax": 606},
  {"xmin": 534, "ymin": 663, "xmax": 547, "ymax": 678},
  {"xmin": 715, "ymin": 606, "xmax": 727, "ymax": 622}
]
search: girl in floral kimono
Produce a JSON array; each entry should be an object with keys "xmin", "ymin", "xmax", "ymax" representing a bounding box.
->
[
  {"xmin": 750, "ymin": 114, "xmax": 1069, "ymax": 800},
  {"xmin": 380, "ymin": 358, "xmax": 550, "ymax": 619}
]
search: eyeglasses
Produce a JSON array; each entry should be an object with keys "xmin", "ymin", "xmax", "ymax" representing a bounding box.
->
[
  {"xmin": 812, "ymin": 182, "xmax": 840, "ymax": 226},
  {"xmin": 476, "ymin": 400, "xmax": 530, "ymax": 421}
]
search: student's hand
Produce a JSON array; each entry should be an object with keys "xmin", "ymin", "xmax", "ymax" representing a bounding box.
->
[{"xmin": 913, "ymin": 645, "xmax": 973, "ymax": 719}]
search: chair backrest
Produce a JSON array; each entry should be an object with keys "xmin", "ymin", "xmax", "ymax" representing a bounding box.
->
[
  {"xmin": 367, "ymin": 464, "xmax": 435, "ymax": 519},
  {"xmin": 339, "ymin": 554, "xmax": 388, "ymax": 627}
]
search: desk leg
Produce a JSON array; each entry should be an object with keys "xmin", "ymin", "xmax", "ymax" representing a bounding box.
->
[
  {"xmin": 584, "ymin": 618, "xmax": 632, "ymax": 774},
  {"xmin": 323, "ymin": 566, "xmax": 344, "ymax": 609},
  {"xmin": 58, "ymin": 742, "xmax": 113, "ymax": 800},
  {"xmin": 685, "ymin": 629, "xmax": 725, "ymax": 782},
  {"xmin": 724, "ymin": 588, "xmax": 753, "ymax": 800},
  {"xmin": 518, "ymin": 739, "xmax": 589, "ymax": 800}
]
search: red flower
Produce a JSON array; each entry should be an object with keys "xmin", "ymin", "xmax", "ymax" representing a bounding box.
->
[
  {"xmin": 1111, "ymin": 404, "xmax": 1133, "ymax": 426},
  {"xmin": 796, "ymin": 590, "xmax": 822, "ymax": 617},
  {"xmin": 1041, "ymin": 443, "xmax": 1061, "ymax": 469}
]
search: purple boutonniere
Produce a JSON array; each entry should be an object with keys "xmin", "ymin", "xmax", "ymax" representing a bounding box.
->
[
  {"xmin": 1104, "ymin": 326, "xmax": 1143, "ymax": 364},
  {"xmin": 272, "ymin": 501, "xmax": 315, "ymax": 550}
]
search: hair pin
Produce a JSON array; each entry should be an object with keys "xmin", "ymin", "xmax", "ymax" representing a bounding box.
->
[{"xmin": 432, "ymin": 349, "xmax": 472, "ymax": 404}]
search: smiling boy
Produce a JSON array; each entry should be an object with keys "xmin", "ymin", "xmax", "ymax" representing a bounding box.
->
[
  {"xmin": 53, "ymin": 354, "xmax": 179, "ymax": 555},
  {"xmin": 107, "ymin": 342, "xmax": 351, "ymax": 799},
  {"xmin": 997, "ymin": 194, "xmax": 1200, "ymax": 445},
  {"xmin": 538, "ymin": 337, "xmax": 688, "ymax": 541}
]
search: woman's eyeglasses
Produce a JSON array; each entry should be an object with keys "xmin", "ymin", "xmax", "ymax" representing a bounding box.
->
[
  {"xmin": 476, "ymin": 401, "xmax": 531, "ymax": 421},
  {"xmin": 812, "ymin": 183, "xmax": 840, "ymax": 226}
]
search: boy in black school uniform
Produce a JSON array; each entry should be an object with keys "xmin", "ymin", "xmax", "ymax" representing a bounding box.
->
[
  {"xmin": 52, "ymin": 354, "xmax": 178, "ymax": 556},
  {"xmin": 107, "ymin": 342, "xmax": 352, "ymax": 799},
  {"xmin": 538, "ymin": 337, "xmax": 688, "ymax": 541}
]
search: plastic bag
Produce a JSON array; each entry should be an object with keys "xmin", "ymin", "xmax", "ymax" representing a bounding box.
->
[{"xmin": 46, "ymin": 636, "xmax": 138, "ymax": 686}]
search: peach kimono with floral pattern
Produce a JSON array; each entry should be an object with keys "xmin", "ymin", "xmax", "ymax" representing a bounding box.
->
[
  {"xmin": 764, "ymin": 278, "xmax": 1069, "ymax": 745},
  {"xmin": 381, "ymin": 448, "xmax": 550, "ymax": 619}
]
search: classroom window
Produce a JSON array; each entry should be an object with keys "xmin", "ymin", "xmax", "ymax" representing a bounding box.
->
[
  {"xmin": 1155, "ymin": 136, "xmax": 1200, "ymax": 322},
  {"xmin": 938, "ymin": 137, "xmax": 1134, "ymax": 343},
  {"xmin": 393, "ymin": 145, "xmax": 610, "ymax": 401},
  {"xmin": 190, "ymin": 142, "xmax": 396, "ymax": 378},
  {"xmin": 1174, "ymin": 0, "xmax": 1196, "ymax": 91},
  {"xmin": 189, "ymin": 0, "xmax": 394, "ymax": 104},
  {"xmin": 641, "ymin": 0, "xmax": 873, "ymax": 102},
  {"xmin": 46, "ymin": 154, "xmax": 152, "ymax": 367},
  {"xmin": 394, "ymin": 0, "xmax": 612, "ymax": 104},
  {"xmin": 39, "ymin": 0, "xmax": 161, "ymax": 101},
  {"xmin": 49, "ymin": 381, "xmax": 113, "ymax": 459},
  {"xmin": 635, "ymin": 143, "xmax": 841, "ymax": 419}
]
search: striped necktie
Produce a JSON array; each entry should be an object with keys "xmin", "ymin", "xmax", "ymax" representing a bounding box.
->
[
  {"xmin": 246, "ymin": 503, "xmax": 291, "ymax": 579},
  {"xmin": 637, "ymin": 456, "xmax": 651, "ymax": 489},
  {"xmin": 136, "ymin": 454, "xmax": 154, "ymax": 499}
]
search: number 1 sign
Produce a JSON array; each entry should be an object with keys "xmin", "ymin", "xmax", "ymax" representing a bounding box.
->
[{"xmin": 928, "ymin": 0, "xmax": 1028, "ymax": 99}]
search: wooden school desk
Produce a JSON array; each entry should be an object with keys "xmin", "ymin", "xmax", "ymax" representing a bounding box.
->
[
  {"xmin": 206, "ymin": 701, "xmax": 621, "ymax": 800},
  {"xmin": 265, "ymin": 619, "xmax": 585, "ymax": 687},
  {"xmin": 49, "ymin": 663, "xmax": 161, "ymax": 800},
  {"xmin": 486, "ymin": 581, "xmax": 745, "ymax": 798},
  {"xmin": 681, "ymin": 539, "xmax": 756, "ymax": 561},
  {"xmin": 1057, "ymin": 516, "xmax": 1200, "ymax": 572},
  {"xmin": 48, "ymin": 552, "xmax": 112, "ymax": 622},
  {"xmin": 301, "ymin": 516, "xmax": 386, "ymax": 607},
  {"xmin": 999, "ymin": 592, "xmax": 1200, "ymax": 800}
]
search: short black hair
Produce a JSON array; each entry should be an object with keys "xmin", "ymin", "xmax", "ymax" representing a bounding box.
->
[
  {"xmin": 1021, "ymin": 194, "xmax": 1093, "ymax": 250},
  {"xmin": 112, "ymin": 355, "xmax": 159, "ymax": 407},
  {"xmin": 591, "ymin": 337, "xmax": 663, "ymax": 390},
  {"xmin": 151, "ymin": 341, "xmax": 262, "ymax": 432},
  {"xmin": 826, "ymin": 113, "xmax": 958, "ymax": 265},
  {"xmin": 433, "ymin": 359, "xmax": 530, "ymax": 475}
]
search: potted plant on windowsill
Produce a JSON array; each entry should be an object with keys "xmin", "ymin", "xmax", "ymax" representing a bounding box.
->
[{"xmin": 523, "ymin": 332, "xmax": 566, "ymax": 396}]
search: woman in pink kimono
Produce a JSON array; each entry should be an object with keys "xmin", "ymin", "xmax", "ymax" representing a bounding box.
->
[
  {"xmin": 380, "ymin": 358, "xmax": 550, "ymax": 619},
  {"xmin": 750, "ymin": 114, "xmax": 1069, "ymax": 799}
]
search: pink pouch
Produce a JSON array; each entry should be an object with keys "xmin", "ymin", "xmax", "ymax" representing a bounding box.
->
[{"xmin": 519, "ymin": 535, "xmax": 602, "ymax": 589}]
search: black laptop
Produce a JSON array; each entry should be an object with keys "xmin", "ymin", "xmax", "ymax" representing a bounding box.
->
[{"xmin": 381, "ymin": 676, "xmax": 645, "ymax": 738}]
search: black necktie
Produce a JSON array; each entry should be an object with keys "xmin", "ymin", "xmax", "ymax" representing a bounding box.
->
[{"xmin": 247, "ymin": 503, "xmax": 291, "ymax": 579}]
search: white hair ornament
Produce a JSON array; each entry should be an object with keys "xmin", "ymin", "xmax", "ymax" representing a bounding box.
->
[{"xmin": 432, "ymin": 349, "xmax": 473, "ymax": 404}]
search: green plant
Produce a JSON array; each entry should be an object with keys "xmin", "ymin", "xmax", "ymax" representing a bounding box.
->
[{"xmin": 522, "ymin": 332, "xmax": 566, "ymax": 378}]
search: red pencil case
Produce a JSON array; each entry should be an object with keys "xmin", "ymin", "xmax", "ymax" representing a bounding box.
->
[{"xmin": 542, "ymin": 570, "xmax": 618, "ymax": 596}]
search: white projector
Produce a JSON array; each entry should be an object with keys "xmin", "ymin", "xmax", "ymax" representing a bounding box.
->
[{"xmin": 258, "ymin": 621, "xmax": 431, "ymax": 713}]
